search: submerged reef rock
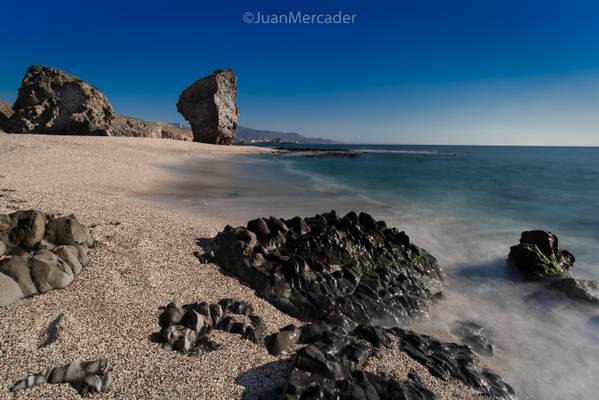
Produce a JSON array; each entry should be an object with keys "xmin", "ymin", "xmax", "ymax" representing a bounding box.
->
[
  {"xmin": 6, "ymin": 65, "xmax": 114, "ymax": 135},
  {"xmin": 110, "ymin": 114, "xmax": 193, "ymax": 141},
  {"xmin": 0, "ymin": 210, "xmax": 93, "ymax": 306},
  {"xmin": 177, "ymin": 69, "xmax": 239, "ymax": 144},
  {"xmin": 509, "ymin": 230, "xmax": 599, "ymax": 304},
  {"xmin": 157, "ymin": 299, "xmax": 264, "ymax": 355},
  {"xmin": 10, "ymin": 359, "xmax": 113, "ymax": 396},
  {"xmin": 509, "ymin": 230, "xmax": 574, "ymax": 280},
  {"xmin": 201, "ymin": 211, "xmax": 443, "ymax": 327},
  {"xmin": 451, "ymin": 320, "xmax": 494, "ymax": 357}
]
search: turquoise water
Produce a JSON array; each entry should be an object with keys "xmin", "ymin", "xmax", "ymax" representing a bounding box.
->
[
  {"xmin": 267, "ymin": 145, "xmax": 599, "ymax": 276},
  {"xmin": 255, "ymin": 144, "xmax": 599, "ymax": 399}
]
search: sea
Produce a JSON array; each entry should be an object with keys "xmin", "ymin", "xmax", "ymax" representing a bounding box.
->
[{"xmin": 154, "ymin": 144, "xmax": 599, "ymax": 400}]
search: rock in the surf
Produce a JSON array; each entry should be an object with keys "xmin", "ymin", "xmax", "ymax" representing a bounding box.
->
[
  {"xmin": 508, "ymin": 230, "xmax": 574, "ymax": 280},
  {"xmin": 6, "ymin": 65, "xmax": 114, "ymax": 135},
  {"xmin": 0, "ymin": 210, "xmax": 93, "ymax": 306},
  {"xmin": 176, "ymin": 69, "xmax": 239, "ymax": 144},
  {"xmin": 201, "ymin": 211, "xmax": 443, "ymax": 327}
]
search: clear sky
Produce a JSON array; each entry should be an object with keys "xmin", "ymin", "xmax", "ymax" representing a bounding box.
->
[{"xmin": 1, "ymin": 0, "xmax": 599, "ymax": 145}]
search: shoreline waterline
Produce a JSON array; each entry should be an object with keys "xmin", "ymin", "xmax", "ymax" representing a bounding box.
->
[{"xmin": 149, "ymin": 147, "xmax": 599, "ymax": 400}]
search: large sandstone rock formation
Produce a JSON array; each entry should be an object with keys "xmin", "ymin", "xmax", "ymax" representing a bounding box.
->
[
  {"xmin": 110, "ymin": 115, "xmax": 193, "ymax": 141},
  {"xmin": 6, "ymin": 65, "xmax": 115, "ymax": 135},
  {"xmin": 0, "ymin": 210, "xmax": 94, "ymax": 306},
  {"xmin": 177, "ymin": 69, "xmax": 239, "ymax": 144}
]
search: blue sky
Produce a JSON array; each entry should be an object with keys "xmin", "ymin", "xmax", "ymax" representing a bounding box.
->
[{"xmin": 1, "ymin": 0, "xmax": 599, "ymax": 145}]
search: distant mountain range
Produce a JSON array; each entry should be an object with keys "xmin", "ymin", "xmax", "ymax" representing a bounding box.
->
[{"xmin": 235, "ymin": 126, "xmax": 341, "ymax": 144}]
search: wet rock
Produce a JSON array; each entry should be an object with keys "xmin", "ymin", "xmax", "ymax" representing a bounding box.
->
[
  {"xmin": 285, "ymin": 325, "xmax": 436, "ymax": 400},
  {"xmin": 509, "ymin": 230, "xmax": 574, "ymax": 280},
  {"xmin": 6, "ymin": 65, "xmax": 114, "ymax": 135},
  {"xmin": 205, "ymin": 211, "xmax": 442, "ymax": 326},
  {"xmin": 157, "ymin": 299, "xmax": 263, "ymax": 355},
  {"xmin": 267, "ymin": 324, "xmax": 300, "ymax": 356},
  {"xmin": 10, "ymin": 359, "xmax": 113, "ymax": 396},
  {"xmin": 177, "ymin": 69, "xmax": 239, "ymax": 144},
  {"xmin": 548, "ymin": 277, "xmax": 599, "ymax": 304},
  {"xmin": 510, "ymin": 231, "xmax": 599, "ymax": 305},
  {"xmin": 451, "ymin": 320, "xmax": 494, "ymax": 357}
]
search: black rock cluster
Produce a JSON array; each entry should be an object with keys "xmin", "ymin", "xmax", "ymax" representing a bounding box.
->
[
  {"xmin": 158, "ymin": 298, "xmax": 265, "ymax": 355},
  {"xmin": 283, "ymin": 322, "xmax": 516, "ymax": 400},
  {"xmin": 285, "ymin": 323, "xmax": 435, "ymax": 400},
  {"xmin": 201, "ymin": 210, "xmax": 443, "ymax": 327}
]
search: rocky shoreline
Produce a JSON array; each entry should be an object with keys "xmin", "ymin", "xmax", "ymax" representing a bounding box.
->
[{"xmin": 2, "ymin": 134, "xmax": 598, "ymax": 399}]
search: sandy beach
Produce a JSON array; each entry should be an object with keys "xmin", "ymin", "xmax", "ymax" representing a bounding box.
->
[{"xmin": 0, "ymin": 133, "xmax": 484, "ymax": 399}]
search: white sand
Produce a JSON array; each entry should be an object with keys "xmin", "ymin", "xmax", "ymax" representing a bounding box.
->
[{"xmin": 0, "ymin": 133, "xmax": 483, "ymax": 399}]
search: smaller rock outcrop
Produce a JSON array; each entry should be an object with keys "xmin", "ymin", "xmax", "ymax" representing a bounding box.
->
[
  {"xmin": 157, "ymin": 298, "xmax": 264, "ymax": 355},
  {"xmin": 6, "ymin": 65, "xmax": 114, "ymax": 135},
  {"xmin": 509, "ymin": 230, "xmax": 574, "ymax": 280},
  {"xmin": 0, "ymin": 100, "xmax": 13, "ymax": 131},
  {"xmin": 0, "ymin": 210, "xmax": 93, "ymax": 306},
  {"xmin": 10, "ymin": 359, "xmax": 113, "ymax": 396},
  {"xmin": 177, "ymin": 69, "xmax": 239, "ymax": 144},
  {"xmin": 110, "ymin": 115, "xmax": 193, "ymax": 141},
  {"xmin": 200, "ymin": 211, "xmax": 442, "ymax": 327},
  {"xmin": 509, "ymin": 230, "xmax": 599, "ymax": 304},
  {"xmin": 284, "ymin": 322, "xmax": 516, "ymax": 400}
]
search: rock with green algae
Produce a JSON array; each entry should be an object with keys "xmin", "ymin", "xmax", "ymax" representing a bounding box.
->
[{"xmin": 508, "ymin": 230, "xmax": 574, "ymax": 280}]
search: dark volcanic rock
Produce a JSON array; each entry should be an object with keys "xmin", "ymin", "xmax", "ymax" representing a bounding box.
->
[
  {"xmin": 157, "ymin": 298, "xmax": 264, "ymax": 355},
  {"xmin": 548, "ymin": 277, "xmax": 599, "ymax": 304},
  {"xmin": 0, "ymin": 210, "xmax": 93, "ymax": 306},
  {"xmin": 451, "ymin": 320, "xmax": 494, "ymax": 357},
  {"xmin": 203, "ymin": 211, "xmax": 443, "ymax": 327},
  {"xmin": 177, "ymin": 69, "xmax": 239, "ymax": 144},
  {"xmin": 6, "ymin": 65, "xmax": 114, "ymax": 135},
  {"xmin": 509, "ymin": 231, "xmax": 599, "ymax": 305},
  {"xmin": 286, "ymin": 326, "xmax": 435, "ymax": 400},
  {"xmin": 508, "ymin": 230, "xmax": 574, "ymax": 280},
  {"xmin": 285, "ymin": 323, "xmax": 516, "ymax": 400},
  {"xmin": 10, "ymin": 359, "xmax": 113, "ymax": 396}
]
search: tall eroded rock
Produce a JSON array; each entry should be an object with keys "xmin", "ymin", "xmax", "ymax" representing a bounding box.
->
[
  {"xmin": 177, "ymin": 69, "xmax": 239, "ymax": 144},
  {"xmin": 6, "ymin": 65, "xmax": 114, "ymax": 135}
]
